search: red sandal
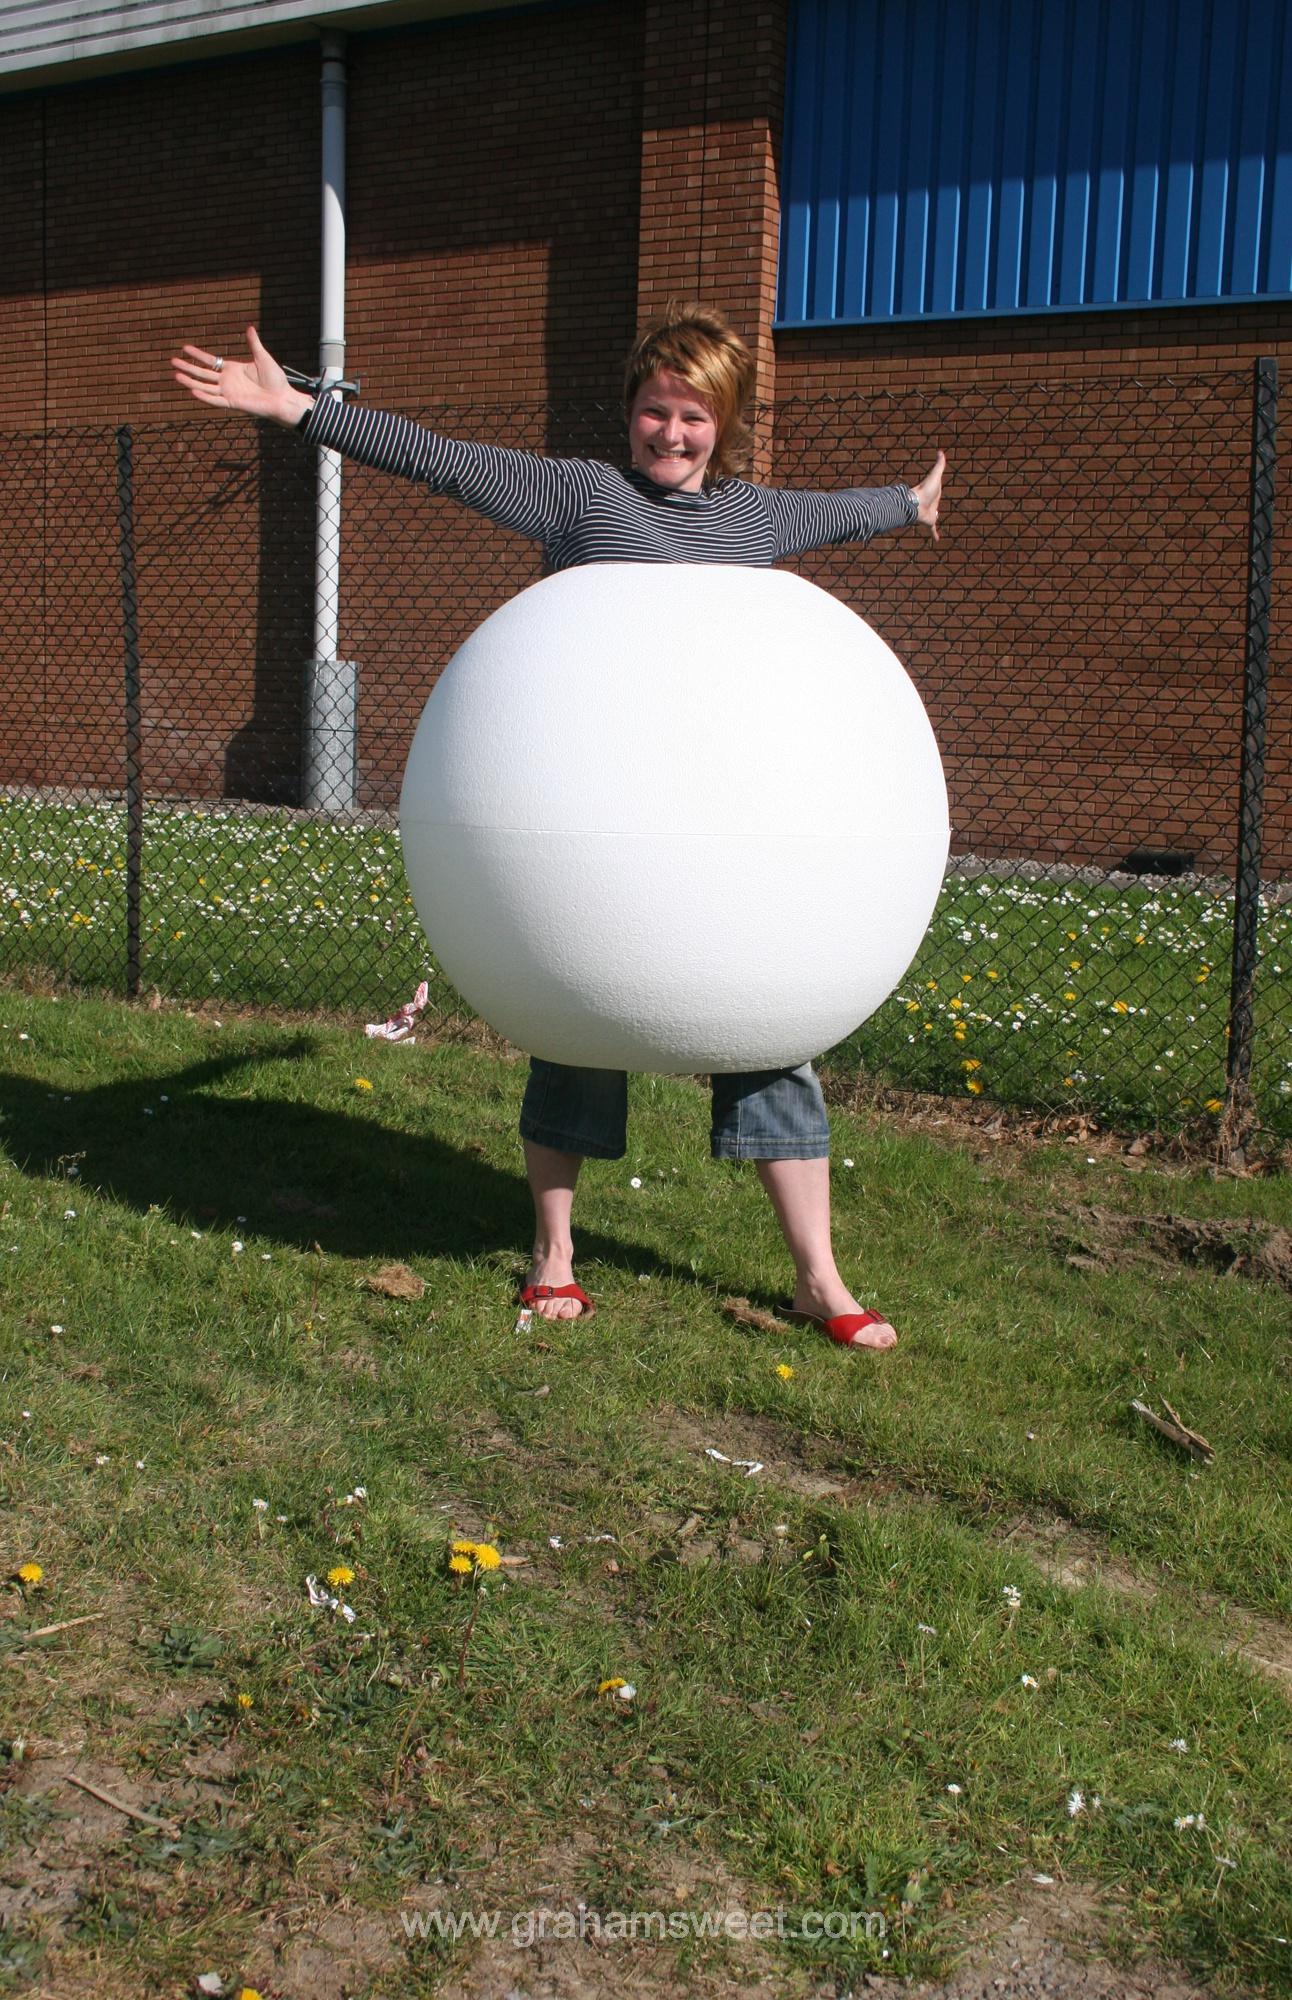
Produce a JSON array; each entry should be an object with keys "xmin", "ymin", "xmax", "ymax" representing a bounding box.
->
[
  {"xmin": 518, "ymin": 1282, "xmax": 597, "ymax": 1319},
  {"xmin": 783, "ymin": 1307, "xmax": 896, "ymax": 1349}
]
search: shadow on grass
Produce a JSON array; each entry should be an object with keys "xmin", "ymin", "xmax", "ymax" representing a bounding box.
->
[{"xmin": 0, "ymin": 1042, "xmax": 689, "ymax": 1283}]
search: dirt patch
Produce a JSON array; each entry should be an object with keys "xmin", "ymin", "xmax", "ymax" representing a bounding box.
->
[
  {"xmin": 823, "ymin": 1073, "xmax": 1292, "ymax": 1178},
  {"xmin": 431, "ymin": 1830, "xmax": 832, "ymax": 2000},
  {"xmin": 656, "ymin": 1406, "xmax": 910, "ymax": 1510},
  {"xmin": 239, "ymin": 1892, "xmax": 422, "ymax": 2000},
  {"xmin": 653, "ymin": 1411, "xmax": 1292, "ymax": 1695},
  {"xmin": 865, "ymin": 1877, "xmax": 1233, "ymax": 1999},
  {"xmin": 998, "ymin": 1514, "xmax": 1292, "ymax": 1693},
  {"xmin": 0, "ymin": 1747, "xmax": 234, "ymax": 1932},
  {"xmin": 1054, "ymin": 1207, "xmax": 1292, "ymax": 1290},
  {"xmin": 223, "ymin": 1823, "xmax": 839, "ymax": 2000}
]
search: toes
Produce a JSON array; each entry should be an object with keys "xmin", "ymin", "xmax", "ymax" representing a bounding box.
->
[{"xmin": 848, "ymin": 1324, "xmax": 897, "ymax": 1349}]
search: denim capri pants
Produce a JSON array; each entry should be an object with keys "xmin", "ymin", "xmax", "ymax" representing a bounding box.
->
[{"xmin": 519, "ymin": 1057, "xmax": 831, "ymax": 1161}]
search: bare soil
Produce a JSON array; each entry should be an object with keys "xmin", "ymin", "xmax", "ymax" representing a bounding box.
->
[{"xmin": 1053, "ymin": 1206, "xmax": 1292, "ymax": 1292}]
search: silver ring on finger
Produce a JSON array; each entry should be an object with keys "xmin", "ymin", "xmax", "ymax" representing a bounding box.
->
[{"xmin": 213, "ymin": 356, "xmax": 224, "ymax": 373}]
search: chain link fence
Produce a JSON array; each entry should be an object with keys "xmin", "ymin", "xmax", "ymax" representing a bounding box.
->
[{"xmin": 3, "ymin": 368, "xmax": 1287, "ymax": 1141}]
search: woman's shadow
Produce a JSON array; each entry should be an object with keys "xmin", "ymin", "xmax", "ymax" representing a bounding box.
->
[{"xmin": 0, "ymin": 1035, "xmax": 680, "ymax": 1279}]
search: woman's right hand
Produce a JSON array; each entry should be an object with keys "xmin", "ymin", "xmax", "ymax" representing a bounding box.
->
[{"xmin": 170, "ymin": 325, "xmax": 313, "ymax": 428}]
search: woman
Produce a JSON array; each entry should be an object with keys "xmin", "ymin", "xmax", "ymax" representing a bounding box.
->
[{"xmin": 172, "ymin": 307, "xmax": 945, "ymax": 1348}]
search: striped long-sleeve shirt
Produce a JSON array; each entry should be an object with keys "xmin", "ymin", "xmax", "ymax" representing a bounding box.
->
[{"xmin": 301, "ymin": 397, "xmax": 919, "ymax": 569}]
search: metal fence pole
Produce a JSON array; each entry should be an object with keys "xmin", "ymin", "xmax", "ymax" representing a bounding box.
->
[
  {"xmin": 116, "ymin": 424, "xmax": 143, "ymax": 1001},
  {"xmin": 1220, "ymin": 356, "xmax": 1277, "ymax": 1163}
]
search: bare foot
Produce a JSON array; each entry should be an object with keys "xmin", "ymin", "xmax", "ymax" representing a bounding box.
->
[
  {"xmin": 790, "ymin": 1280, "xmax": 897, "ymax": 1350},
  {"xmin": 523, "ymin": 1252, "xmax": 591, "ymax": 1320}
]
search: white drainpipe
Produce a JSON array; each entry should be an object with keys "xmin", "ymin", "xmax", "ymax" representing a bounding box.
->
[{"xmin": 303, "ymin": 29, "xmax": 357, "ymax": 812}]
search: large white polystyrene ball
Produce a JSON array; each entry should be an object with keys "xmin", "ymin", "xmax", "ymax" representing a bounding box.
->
[{"xmin": 399, "ymin": 564, "xmax": 949, "ymax": 1073}]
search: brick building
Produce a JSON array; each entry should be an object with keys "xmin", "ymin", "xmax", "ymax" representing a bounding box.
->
[{"xmin": 3, "ymin": 0, "xmax": 1288, "ymax": 870}]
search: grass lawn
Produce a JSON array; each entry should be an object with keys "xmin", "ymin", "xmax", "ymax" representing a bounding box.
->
[
  {"xmin": 3, "ymin": 795, "xmax": 1291, "ymax": 1139},
  {"xmin": 0, "ymin": 987, "xmax": 1289, "ymax": 1998}
]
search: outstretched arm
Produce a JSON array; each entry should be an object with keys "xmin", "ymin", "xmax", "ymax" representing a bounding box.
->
[
  {"xmin": 764, "ymin": 446, "xmax": 947, "ymax": 559},
  {"xmin": 172, "ymin": 325, "xmax": 595, "ymax": 549},
  {"xmin": 170, "ymin": 326, "xmax": 312, "ymax": 428}
]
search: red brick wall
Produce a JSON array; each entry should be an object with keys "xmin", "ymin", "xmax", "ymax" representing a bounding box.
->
[
  {"xmin": 2, "ymin": 2, "xmax": 645, "ymax": 802},
  {"xmin": 3, "ymin": 0, "xmax": 1287, "ymax": 875},
  {"xmin": 637, "ymin": 0, "xmax": 786, "ymax": 432},
  {"xmin": 774, "ymin": 307, "xmax": 1290, "ymax": 873}
]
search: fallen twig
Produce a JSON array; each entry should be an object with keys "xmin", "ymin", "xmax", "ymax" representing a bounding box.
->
[
  {"xmin": 63, "ymin": 1771, "xmax": 181, "ymax": 1838},
  {"xmin": 11, "ymin": 1613, "xmax": 105, "ymax": 1644},
  {"xmin": 1130, "ymin": 1399, "xmax": 1214, "ymax": 1462}
]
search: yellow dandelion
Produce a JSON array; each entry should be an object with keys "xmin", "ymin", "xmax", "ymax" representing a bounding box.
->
[
  {"xmin": 1134, "ymin": 933, "xmax": 1146, "ymax": 945},
  {"xmin": 906, "ymin": 1000, "xmax": 921, "ymax": 1013},
  {"xmin": 597, "ymin": 1677, "xmax": 628, "ymax": 1695},
  {"xmin": 1063, "ymin": 990, "xmax": 1077, "ymax": 1001},
  {"xmin": 15, "ymin": 1562, "xmax": 43, "ymax": 1587},
  {"xmin": 1063, "ymin": 1077, "xmax": 1075, "ymax": 1087},
  {"xmin": 776, "ymin": 1363, "xmax": 794, "ymax": 1381},
  {"xmin": 986, "ymin": 969, "xmax": 999, "ymax": 980},
  {"xmin": 471, "ymin": 1543, "xmax": 502, "ymax": 1571},
  {"xmin": 450, "ymin": 1538, "xmax": 478, "ymax": 1557},
  {"xmin": 236, "ymin": 1990, "xmax": 264, "ymax": 2000},
  {"xmin": 961, "ymin": 972, "xmax": 973, "ymax": 983},
  {"xmin": 1204, "ymin": 1098, "xmax": 1223, "ymax": 1113},
  {"xmin": 925, "ymin": 979, "xmax": 939, "ymax": 990},
  {"xmin": 1069, "ymin": 959, "xmax": 1081, "ymax": 970},
  {"xmin": 448, "ymin": 1554, "xmax": 472, "ymax": 1575},
  {"xmin": 354, "ymin": 1078, "xmax": 373, "ymax": 1091},
  {"xmin": 326, "ymin": 1565, "xmax": 355, "ymax": 1588},
  {"xmin": 1111, "ymin": 1000, "xmax": 1129, "ymax": 1014},
  {"xmin": 949, "ymin": 996, "xmax": 964, "ymax": 1010},
  {"xmin": 962, "ymin": 1058, "xmax": 982, "ymax": 1071},
  {"xmin": 966, "ymin": 1080, "xmax": 983, "ymax": 1094},
  {"xmin": 236, "ymin": 1692, "xmax": 254, "ymax": 1710}
]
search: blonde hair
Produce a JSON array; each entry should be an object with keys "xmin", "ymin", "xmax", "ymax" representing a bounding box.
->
[{"xmin": 623, "ymin": 302, "xmax": 755, "ymax": 485}]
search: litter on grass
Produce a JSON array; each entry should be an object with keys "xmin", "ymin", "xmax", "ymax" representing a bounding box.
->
[
  {"xmin": 365, "ymin": 980, "xmax": 429, "ymax": 1043},
  {"xmin": 704, "ymin": 1447, "xmax": 765, "ymax": 1477},
  {"xmin": 305, "ymin": 1574, "xmax": 357, "ymax": 1623}
]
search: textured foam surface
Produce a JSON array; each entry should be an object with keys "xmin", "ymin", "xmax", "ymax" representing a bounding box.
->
[{"xmin": 399, "ymin": 563, "xmax": 950, "ymax": 1072}]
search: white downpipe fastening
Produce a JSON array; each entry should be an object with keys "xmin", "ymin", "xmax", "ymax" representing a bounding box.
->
[{"xmin": 305, "ymin": 28, "xmax": 357, "ymax": 811}]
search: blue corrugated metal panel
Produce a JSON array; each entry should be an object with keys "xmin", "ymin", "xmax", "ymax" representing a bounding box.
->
[{"xmin": 777, "ymin": 0, "xmax": 1292, "ymax": 324}]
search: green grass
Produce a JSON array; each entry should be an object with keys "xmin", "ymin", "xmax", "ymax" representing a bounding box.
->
[
  {"xmin": 4, "ymin": 794, "xmax": 1291, "ymax": 1137},
  {"xmin": 1, "ymin": 988, "xmax": 1290, "ymax": 1996}
]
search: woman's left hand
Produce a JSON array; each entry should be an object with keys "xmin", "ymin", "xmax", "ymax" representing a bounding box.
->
[{"xmin": 910, "ymin": 450, "xmax": 946, "ymax": 540}]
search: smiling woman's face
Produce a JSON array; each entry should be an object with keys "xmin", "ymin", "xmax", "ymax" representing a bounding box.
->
[{"xmin": 628, "ymin": 370, "xmax": 718, "ymax": 492}]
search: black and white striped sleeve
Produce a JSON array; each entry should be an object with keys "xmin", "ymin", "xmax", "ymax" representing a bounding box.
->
[
  {"xmin": 300, "ymin": 397, "xmax": 595, "ymax": 545},
  {"xmin": 762, "ymin": 482, "xmax": 918, "ymax": 558}
]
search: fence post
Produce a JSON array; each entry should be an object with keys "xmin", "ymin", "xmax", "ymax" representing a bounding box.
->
[
  {"xmin": 116, "ymin": 425, "xmax": 143, "ymax": 1002},
  {"xmin": 1220, "ymin": 357, "xmax": 1277, "ymax": 1164}
]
